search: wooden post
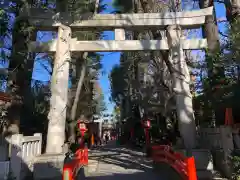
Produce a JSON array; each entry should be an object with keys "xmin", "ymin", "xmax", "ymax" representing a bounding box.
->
[
  {"xmin": 46, "ymin": 25, "xmax": 71, "ymax": 153},
  {"xmin": 91, "ymin": 134, "xmax": 94, "ymax": 146}
]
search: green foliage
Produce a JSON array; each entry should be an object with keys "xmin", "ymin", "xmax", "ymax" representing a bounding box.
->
[
  {"xmin": 113, "ymin": 105, "xmax": 120, "ymax": 118},
  {"xmin": 64, "ymin": 0, "xmax": 106, "ymax": 120},
  {"xmin": 232, "ymin": 155, "xmax": 240, "ymax": 180},
  {"xmin": 93, "ymin": 92, "xmax": 106, "ymax": 116},
  {"xmin": 0, "ymin": 0, "xmax": 107, "ymax": 136},
  {"xmin": 112, "ymin": 0, "xmax": 133, "ymax": 13},
  {"xmin": 0, "ymin": 8, "xmax": 8, "ymax": 38},
  {"xmin": 109, "ymin": 64, "xmax": 127, "ymax": 105},
  {"xmin": 192, "ymin": 18, "xmax": 240, "ymax": 126},
  {"xmin": 227, "ymin": 19, "xmax": 240, "ymax": 65}
]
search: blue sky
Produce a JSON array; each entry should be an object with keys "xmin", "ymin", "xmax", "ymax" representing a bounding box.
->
[
  {"xmin": 1, "ymin": 0, "xmax": 228, "ymax": 114},
  {"xmin": 98, "ymin": 0, "xmax": 120, "ymax": 114},
  {"xmin": 97, "ymin": 0, "xmax": 228, "ymax": 114},
  {"xmin": 31, "ymin": 0, "xmax": 121, "ymax": 114}
]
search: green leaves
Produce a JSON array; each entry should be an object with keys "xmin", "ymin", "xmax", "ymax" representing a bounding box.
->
[
  {"xmin": 93, "ymin": 92, "xmax": 106, "ymax": 115},
  {"xmin": 109, "ymin": 64, "xmax": 126, "ymax": 105},
  {"xmin": 112, "ymin": 0, "xmax": 134, "ymax": 13},
  {"xmin": 231, "ymin": 154, "xmax": 240, "ymax": 180},
  {"xmin": 0, "ymin": 8, "xmax": 8, "ymax": 41}
]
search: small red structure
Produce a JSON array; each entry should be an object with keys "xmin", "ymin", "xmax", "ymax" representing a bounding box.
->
[
  {"xmin": 141, "ymin": 119, "xmax": 151, "ymax": 146},
  {"xmin": 151, "ymin": 145, "xmax": 197, "ymax": 180},
  {"xmin": 63, "ymin": 147, "xmax": 88, "ymax": 180},
  {"xmin": 225, "ymin": 108, "xmax": 233, "ymax": 126},
  {"xmin": 186, "ymin": 157, "xmax": 197, "ymax": 180}
]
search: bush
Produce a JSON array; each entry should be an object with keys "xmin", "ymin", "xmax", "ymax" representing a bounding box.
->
[{"xmin": 232, "ymin": 155, "xmax": 240, "ymax": 180}]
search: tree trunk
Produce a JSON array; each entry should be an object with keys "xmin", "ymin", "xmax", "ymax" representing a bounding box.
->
[
  {"xmin": 199, "ymin": 0, "xmax": 222, "ymax": 125},
  {"xmin": 68, "ymin": 52, "xmax": 88, "ymax": 143},
  {"xmin": 7, "ymin": 8, "xmax": 36, "ymax": 135},
  {"xmin": 140, "ymin": 0, "xmax": 197, "ymax": 148},
  {"xmin": 225, "ymin": 0, "xmax": 240, "ymax": 22},
  {"xmin": 46, "ymin": 25, "xmax": 71, "ymax": 154}
]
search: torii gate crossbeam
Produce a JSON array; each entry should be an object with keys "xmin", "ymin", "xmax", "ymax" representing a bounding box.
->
[
  {"xmin": 22, "ymin": 7, "xmax": 213, "ymax": 30},
  {"xmin": 24, "ymin": 7, "xmax": 213, "ymax": 154}
]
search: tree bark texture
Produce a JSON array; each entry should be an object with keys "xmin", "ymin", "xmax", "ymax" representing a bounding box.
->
[
  {"xmin": 68, "ymin": 53, "xmax": 88, "ymax": 143},
  {"xmin": 199, "ymin": 0, "xmax": 223, "ymax": 125}
]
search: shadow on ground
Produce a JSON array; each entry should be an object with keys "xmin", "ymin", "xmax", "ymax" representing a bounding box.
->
[
  {"xmin": 89, "ymin": 145, "xmax": 152, "ymax": 171},
  {"xmin": 86, "ymin": 143, "xmax": 183, "ymax": 180},
  {"xmin": 78, "ymin": 164, "xmax": 182, "ymax": 180}
]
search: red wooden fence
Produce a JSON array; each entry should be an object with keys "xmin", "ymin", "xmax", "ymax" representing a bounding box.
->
[
  {"xmin": 63, "ymin": 147, "xmax": 88, "ymax": 180},
  {"xmin": 151, "ymin": 145, "xmax": 197, "ymax": 180}
]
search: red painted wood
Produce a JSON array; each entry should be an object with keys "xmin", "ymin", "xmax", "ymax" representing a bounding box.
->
[{"xmin": 151, "ymin": 145, "xmax": 197, "ymax": 180}]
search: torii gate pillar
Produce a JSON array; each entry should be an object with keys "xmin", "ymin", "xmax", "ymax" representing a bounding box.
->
[
  {"xmin": 46, "ymin": 25, "xmax": 71, "ymax": 153},
  {"xmin": 167, "ymin": 25, "xmax": 196, "ymax": 149}
]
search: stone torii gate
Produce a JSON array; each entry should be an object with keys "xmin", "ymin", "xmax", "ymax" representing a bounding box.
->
[{"xmin": 23, "ymin": 7, "xmax": 213, "ymax": 153}]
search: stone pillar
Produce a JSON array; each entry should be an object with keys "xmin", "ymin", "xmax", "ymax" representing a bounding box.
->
[
  {"xmin": 166, "ymin": 25, "xmax": 196, "ymax": 150},
  {"xmin": 114, "ymin": 29, "xmax": 125, "ymax": 40},
  {"xmin": 220, "ymin": 126, "xmax": 234, "ymax": 152},
  {"xmin": 98, "ymin": 122, "xmax": 102, "ymax": 138},
  {"xmin": 46, "ymin": 25, "xmax": 71, "ymax": 154},
  {"xmin": 34, "ymin": 133, "xmax": 42, "ymax": 155},
  {"xmin": 10, "ymin": 134, "xmax": 23, "ymax": 180},
  {"xmin": 0, "ymin": 136, "xmax": 8, "ymax": 161}
]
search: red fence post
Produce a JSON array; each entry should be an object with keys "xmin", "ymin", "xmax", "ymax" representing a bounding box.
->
[
  {"xmin": 186, "ymin": 157, "xmax": 197, "ymax": 180},
  {"xmin": 63, "ymin": 166, "xmax": 73, "ymax": 180},
  {"xmin": 151, "ymin": 145, "xmax": 193, "ymax": 180},
  {"xmin": 84, "ymin": 147, "xmax": 88, "ymax": 165},
  {"xmin": 62, "ymin": 147, "xmax": 89, "ymax": 180}
]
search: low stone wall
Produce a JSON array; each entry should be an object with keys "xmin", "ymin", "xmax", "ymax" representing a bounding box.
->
[
  {"xmin": 0, "ymin": 136, "xmax": 9, "ymax": 161},
  {"xmin": 198, "ymin": 126, "xmax": 239, "ymax": 178},
  {"xmin": 0, "ymin": 133, "xmax": 42, "ymax": 180},
  {"xmin": 175, "ymin": 149, "xmax": 214, "ymax": 179},
  {"xmin": 198, "ymin": 126, "xmax": 234, "ymax": 151},
  {"xmin": 0, "ymin": 161, "xmax": 9, "ymax": 180}
]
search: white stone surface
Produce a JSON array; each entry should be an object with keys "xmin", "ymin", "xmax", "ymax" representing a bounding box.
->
[
  {"xmin": 28, "ymin": 39, "xmax": 208, "ymax": 52},
  {"xmin": 219, "ymin": 126, "xmax": 234, "ymax": 153},
  {"xmin": 233, "ymin": 128, "xmax": 240, "ymax": 148},
  {"xmin": 22, "ymin": 7, "xmax": 213, "ymax": 30},
  {"xmin": 33, "ymin": 153, "xmax": 65, "ymax": 180},
  {"xmin": 114, "ymin": 29, "xmax": 125, "ymax": 41},
  {"xmin": 199, "ymin": 128, "xmax": 222, "ymax": 149},
  {"xmin": 46, "ymin": 25, "xmax": 71, "ymax": 154},
  {"xmin": 167, "ymin": 25, "xmax": 196, "ymax": 149},
  {"xmin": 199, "ymin": 126, "xmax": 234, "ymax": 151},
  {"xmin": 0, "ymin": 161, "xmax": 9, "ymax": 180},
  {"xmin": 0, "ymin": 136, "xmax": 9, "ymax": 161},
  {"xmin": 4, "ymin": 133, "xmax": 42, "ymax": 180},
  {"xmin": 192, "ymin": 149, "xmax": 213, "ymax": 171},
  {"xmin": 214, "ymin": 150, "xmax": 232, "ymax": 178}
]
